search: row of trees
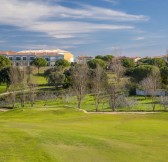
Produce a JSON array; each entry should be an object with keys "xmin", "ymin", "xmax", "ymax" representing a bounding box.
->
[
  {"xmin": 1, "ymin": 54, "xmax": 168, "ymax": 111},
  {"xmin": 42, "ymin": 58, "xmax": 133, "ymax": 111},
  {"xmin": 42, "ymin": 54, "xmax": 168, "ymax": 111}
]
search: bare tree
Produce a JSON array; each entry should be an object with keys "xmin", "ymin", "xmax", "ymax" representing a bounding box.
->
[
  {"xmin": 26, "ymin": 67, "xmax": 37, "ymax": 107},
  {"xmin": 63, "ymin": 88, "xmax": 73, "ymax": 105},
  {"xmin": 19, "ymin": 69, "xmax": 28, "ymax": 107},
  {"xmin": 4, "ymin": 93, "xmax": 16, "ymax": 108},
  {"xmin": 71, "ymin": 64, "xmax": 88, "ymax": 109},
  {"xmin": 91, "ymin": 65, "xmax": 107, "ymax": 111},
  {"xmin": 110, "ymin": 58, "xmax": 125, "ymax": 82},
  {"xmin": 8, "ymin": 67, "xmax": 23, "ymax": 108},
  {"xmin": 37, "ymin": 91, "xmax": 56, "ymax": 107},
  {"xmin": 140, "ymin": 69, "xmax": 161, "ymax": 111},
  {"xmin": 111, "ymin": 47, "xmax": 122, "ymax": 57},
  {"xmin": 160, "ymin": 96, "xmax": 168, "ymax": 111},
  {"xmin": 107, "ymin": 58, "xmax": 127, "ymax": 111},
  {"xmin": 26, "ymin": 66, "xmax": 33, "ymax": 85},
  {"xmin": 107, "ymin": 83, "xmax": 123, "ymax": 111},
  {"xmin": 28, "ymin": 83, "xmax": 37, "ymax": 107}
]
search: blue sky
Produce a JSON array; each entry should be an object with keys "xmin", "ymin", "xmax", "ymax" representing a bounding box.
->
[{"xmin": 0, "ymin": 0, "xmax": 167, "ymax": 57}]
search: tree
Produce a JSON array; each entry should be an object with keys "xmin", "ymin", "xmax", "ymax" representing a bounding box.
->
[
  {"xmin": 140, "ymin": 69, "xmax": 161, "ymax": 111},
  {"xmin": 44, "ymin": 67, "xmax": 58, "ymax": 77},
  {"xmin": 0, "ymin": 55, "xmax": 11, "ymax": 70},
  {"xmin": 31, "ymin": 58, "xmax": 48, "ymax": 74},
  {"xmin": 63, "ymin": 68, "xmax": 73, "ymax": 88},
  {"xmin": 0, "ymin": 67, "xmax": 11, "ymax": 92},
  {"xmin": 55, "ymin": 59, "xmax": 70, "ymax": 71},
  {"xmin": 8, "ymin": 67, "xmax": 24, "ymax": 108},
  {"xmin": 107, "ymin": 75, "xmax": 126, "ymax": 111},
  {"xmin": 95, "ymin": 55, "xmax": 113, "ymax": 63},
  {"xmin": 107, "ymin": 59, "xmax": 128, "ymax": 111},
  {"xmin": 103, "ymin": 55, "xmax": 113, "ymax": 63},
  {"xmin": 107, "ymin": 83, "xmax": 122, "ymax": 111},
  {"xmin": 87, "ymin": 59, "xmax": 106, "ymax": 69},
  {"xmin": 44, "ymin": 67, "xmax": 71, "ymax": 88},
  {"xmin": 26, "ymin": 66, "xmax": 37, "ymax": 107},
  {"xmin": 38, "ymin": 91, "xmax": 56, "ymax": 107},
  {"xmin": 91, "ymin": 65, "xmax": 107, "ymax": 112},
  {"xmin": 71, "ymin": 64, "xmax": 88, "ymax": 109},
  {"xmin": 95, "ymin": 55, "xmax": 104, "ymax": 60},
  {"xmin": 160, "ymin": 96, "xmax": 168, "ymax": 111},
  {"xmin": 62, "ymin": 88, "xmax": 73, "ymax": 104},
  {"xmin": 130, "ymin": 65, "xmax": 159, "ymax": 82},
  {"xmin": 110, "ymin": 58, "xmax": 125, "ymax": 81},
  {"xmin": 160, "ymin": 66, "xmax": 168, "ymax": 85},
  {"xmin": 138, "ymin": 57, "xmax": 166, "ymax": 68},
  {"xmin": 138, "ymin": 57, "xmax": 153, "ymax": 65},
  {"xmin": 122, "ymin": 57, "xmax": 135, "ymax": 68},
  {"xmin": 152, "ymin": 58, "xmax": 166, "ymax": 68},
  {"xmin": 46, "ymin": 71, "xmax": 65, "ymax": 89},
  {"xmin": 18, "ymin": 69, "xmax": 27, "ymax": 107},
  {"xmin": 0, "ymin": 67, "xmax": 25, "ymax": 93}
]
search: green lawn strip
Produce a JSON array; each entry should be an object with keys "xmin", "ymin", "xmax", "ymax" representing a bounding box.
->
[{"xmin": 0, "ymin": 109, "xmax": 167, "ymax": 161}]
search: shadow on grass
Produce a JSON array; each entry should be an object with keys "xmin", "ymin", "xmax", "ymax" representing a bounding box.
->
[
  {"xmin": 33, "ymin": 73, "xmax": 44, "ymax": 77},
  {"xmin": 141, "ymin": 101, "xmax": 159, "ymax": 105}
]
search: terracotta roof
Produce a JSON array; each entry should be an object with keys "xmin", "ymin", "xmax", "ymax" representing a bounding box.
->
[
  {"xmin": 33, "ymin": 52, "xmax": 64, "ymax": 57},
  {"xmin": 0, "ymin": 51, "xmax": 4, "ymax": 54},
  {"xmin": 17, "ymin": 49, "xmax": 69, "ymax": 54},
  {"xmin": 6, "ymin": 51, "xmax": 17, "ymax": 54},
  {"xmin": 0, "ymin": 51, "xmax": 17, "ymax": 55},
  {"xmin": 0, "ymin": 49, "xmax": 73, "ymax": 57}
]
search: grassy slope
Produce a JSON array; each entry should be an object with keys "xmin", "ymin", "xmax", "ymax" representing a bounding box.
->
[{"xmin": 0, "ymin": 108, "xmax": 168, "ymax": 162}]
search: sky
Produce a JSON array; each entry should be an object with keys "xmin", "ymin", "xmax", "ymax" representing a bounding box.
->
[{"xmin": 0, "ymin": 0, "xmax": 168, "ymax": 57}]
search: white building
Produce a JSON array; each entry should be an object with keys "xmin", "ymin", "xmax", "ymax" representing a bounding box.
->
[{"xmin": 0, "ymin": 49, "xmax": 74, "ymax": 66}]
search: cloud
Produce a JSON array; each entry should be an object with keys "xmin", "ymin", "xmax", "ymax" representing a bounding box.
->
[
  {"xmin": 25, "ymin": 21, "xmax": 134, "ymax": 38},
  {"xmin": 77, "ymin": 5, "xmax": 149, "ymax": 21},
  {"xmin": 11, "ymin": 44, "xmax": 77, "ymax": 50},
  {"xmin": 0, "ymin": 40, "xmax": 6, "ymax": 44},
  {"xmin": 0, "ymin": 0, "xmax": 149, "ymax": 23},
  {"xmin": 103, "ymin": 0, "xmax": 118, "ymax": 5},
  {"xmin": 0, "ymin": 0, "xmax": 148, "ymax": 39},
  {"xmin": 134, "ymin": 37, "xmax": 145, "ymax": 40}
]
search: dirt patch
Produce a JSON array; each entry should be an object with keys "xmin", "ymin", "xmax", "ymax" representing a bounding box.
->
[
  {"xmin": 0, "ymin": 108, "xmax": 10, "ymax": 112},
  {"xmin": 79, "ymin": 109, "xmax": 157, "ymax": 114}
]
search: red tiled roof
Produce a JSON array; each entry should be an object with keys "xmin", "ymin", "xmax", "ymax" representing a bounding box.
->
[
  {"xmin": 0, "ymin": 49, "xmax": 69, "ymax": 56},
  {"xmin": 0, "ymin": 51, "xmax": 17, "ymax": 55}
]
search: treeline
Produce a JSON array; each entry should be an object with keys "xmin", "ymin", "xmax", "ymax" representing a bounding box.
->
[{"xmin": 0, "ymin": 54, "xmax": 168, "ymax": 111}]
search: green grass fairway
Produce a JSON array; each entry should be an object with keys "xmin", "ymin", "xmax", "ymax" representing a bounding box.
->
[{"xmin": 0, "ymin": 108, "xmax": 168, "ymax": 162}]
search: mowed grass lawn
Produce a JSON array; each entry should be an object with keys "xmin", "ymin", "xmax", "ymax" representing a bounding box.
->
[{"xmin": 0, "ymin": 108, "xmax": 168, "ymax": 162}]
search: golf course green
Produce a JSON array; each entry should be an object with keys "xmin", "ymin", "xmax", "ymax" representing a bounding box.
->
[{"xmin": 0, "ymin": 108, "xmax": 167, "ymax": 162}]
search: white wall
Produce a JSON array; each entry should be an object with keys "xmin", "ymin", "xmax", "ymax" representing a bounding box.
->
[{"xmin": 136, "ymin": 89, "xmax": 166, "ymax": 96}]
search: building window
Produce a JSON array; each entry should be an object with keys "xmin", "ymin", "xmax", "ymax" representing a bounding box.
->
[
  {"xmin": 23, "ymin": 57, "xmax": 27, "ymax": 60},
  {"xmin": 16, "ymin": 57, "xmax": 21, "ymax": 60},
  {"xmin": 30, "ymin": 57, "xmax": 34, "ymax": 60},
  {"xmin": 9, "ymin": 57, "xmax": 13, "ymax": 60}
]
